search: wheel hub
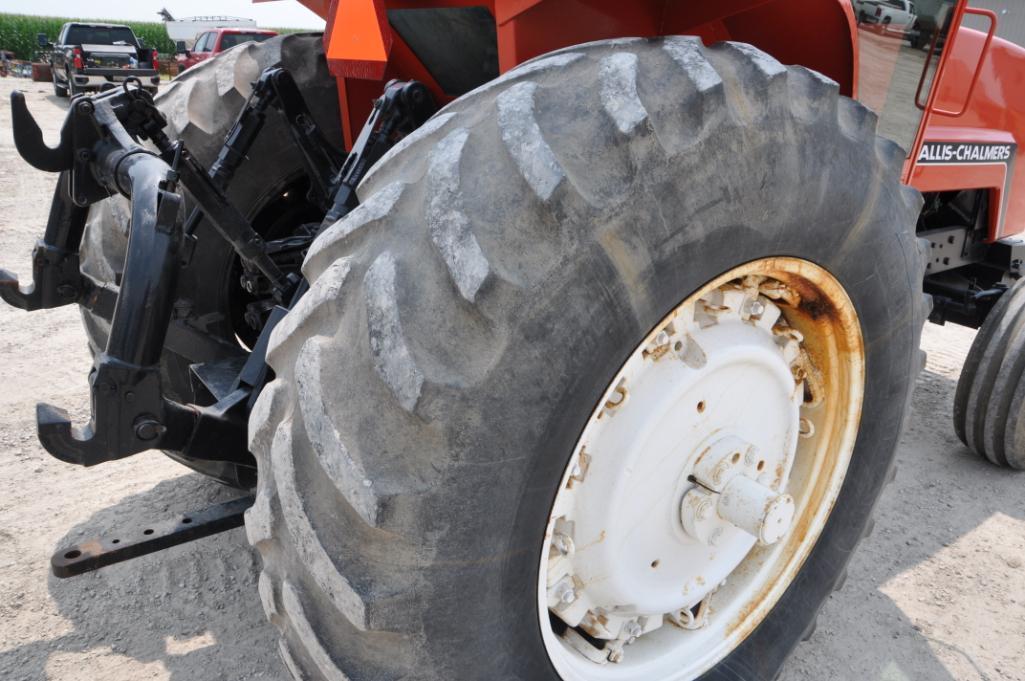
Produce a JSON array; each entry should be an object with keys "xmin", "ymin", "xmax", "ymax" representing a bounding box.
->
[
  {"xmin": 680, "ymin": 435, "xmax": 797, "ymax": 548},
  {"xmin": 538, "ymin": 258, "xmax": 865, "ymax": 679}
]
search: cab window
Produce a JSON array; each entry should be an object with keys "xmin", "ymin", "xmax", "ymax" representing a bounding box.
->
[
  {"xmin": 219, "ymin": 33, "xmax": 274, "ymax": 50},
  {"xmin": 195, "ymin": 33, "xmax": 212, "ymax": 52},
  {"xmin": 65, "ymin": 25, "xmax": 138, "ymax": 46},
  {"xmin": 856, "ymin": 0, "xmax": 957, "ymax": 151}
]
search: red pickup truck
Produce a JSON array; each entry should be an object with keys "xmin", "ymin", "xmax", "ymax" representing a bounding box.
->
[{"xmin": 174, "ymin": 28, "xmax": 278, "ymax": 73}]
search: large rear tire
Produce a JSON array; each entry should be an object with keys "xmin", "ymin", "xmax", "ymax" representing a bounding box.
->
[
  {"xmin": 77, "ymin": 33, "xmax": 342, "ymax": 488},
  {"xmin": 247, "ymin": 38, "xmax": 927, "ymax": 680},
  {"xmin": 953, "ymin": 277, "xmax": 1025, "ymax": 468}
]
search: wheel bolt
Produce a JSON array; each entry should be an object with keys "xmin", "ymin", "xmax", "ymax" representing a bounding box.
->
[
  {"xmin": 552, "ymin": 533, "xmax": 574, "ymax": 555},
  {"xmin": 134, "ymin": 418, "xmax": 165, "ymax": 441},
  {"xmin": 555, "ymin": 582, "xmax": 576, "ymax": 605}
]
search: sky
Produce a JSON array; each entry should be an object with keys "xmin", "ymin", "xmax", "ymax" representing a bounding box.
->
[{"xmin": 0, "ymin": 0, "xmax": 325, "ymax": 29}]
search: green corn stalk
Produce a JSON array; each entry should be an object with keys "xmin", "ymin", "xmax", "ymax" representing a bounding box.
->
[{"xmin": 0, "ymin": 12, "xmax": 307, "ymax": 61}]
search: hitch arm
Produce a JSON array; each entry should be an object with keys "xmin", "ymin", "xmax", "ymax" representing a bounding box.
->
[
  {"xmin": 37, "ymin": 145, "xmax": 193, "ymax": 465},
  {"xmin": 321, "ymin": 79, "xmax": 436, "ymax": 227},
  {"xmin": 10, "ymin": 90, "xmax": 74, "ymax": 172},
  {"xmin": 6, "ymin": 73, "xmax": 436, "ymax": 473},
  {"xmin": 31, "ymin": 100, "xmax": 249, "ymax": 467},
  {"xmin": 0, "ymin": 172, "xmax": 89, "ymax": 310},
  {"xmin": 36, "ymin": 149, "xmax": 249, "ymax": 467}
]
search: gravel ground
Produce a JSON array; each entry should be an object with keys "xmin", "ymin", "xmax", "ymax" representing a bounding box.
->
[{"xmin": 1, "ymin": 77, "xmax": 1023, "ymax": 681}]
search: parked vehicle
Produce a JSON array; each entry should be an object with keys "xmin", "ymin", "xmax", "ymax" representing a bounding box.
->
[
  {"xmin": 39, "ymin": 23, "xmax": 160, "ymax": 98},
  {"xmin": 160, "ymin": 8, "xmax": 259, "ymax": 47},
  {"xmin": 855, "ymin": 0, "xmax": 919, "ymax": 27},
  {"xmin": 6, "ymin": 0, "xmax": 1024, "ymax": 679},
  {"xmin": 174, "ymin": 28, "xmax": 278, "ymax": 72}
]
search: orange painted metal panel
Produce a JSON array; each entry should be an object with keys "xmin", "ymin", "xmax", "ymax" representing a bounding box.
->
[
  {"xmin": 908, "ymin": 11, "xmax": 1025, "ymax": 241},
  {"xmin": 717, "ymin": 0, "xmax": 857, "ymax": 96},
  {"xmin": 276, "ymin": 0, "xmax": 1025, "ymax": 243},
  {"xmin": 320, "ymin": 0, "xmax": 860, "ymax": 151},
  {"xmin": 336, "ymin": 30, "xmax": 447, "ymax": 149},
  {"xmin": 325, "ymin": 0, "xmax": 393, "ymax": 80}
]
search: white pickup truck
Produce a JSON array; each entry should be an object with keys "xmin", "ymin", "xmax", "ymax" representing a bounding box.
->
[{"xmin": 854, "ymin": 0, "xmax": 919, "ymax": 29}]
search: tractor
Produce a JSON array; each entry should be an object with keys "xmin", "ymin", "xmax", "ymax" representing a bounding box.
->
[{"xmin": 2, "ymin": 0, "xmax": 1023, "ymax": 678}]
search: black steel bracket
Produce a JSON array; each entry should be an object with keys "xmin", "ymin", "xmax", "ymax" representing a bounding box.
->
[
  {"xmin": 0, "ymin": 173, "xmax": 88, "ymax": 310},
  {"xmin": 8, "ymin": 84, "xmax": 252, "ymax": 467},
  {"xmin": 322, "ymin": 79, "xmax": 436, "ymax": 227},
  {"xmin": 51, "ymin": 496, "xmax": 254, "ymax": 578},
  {"xmin": 5, "ymin": 73, "xmax": 436, "ymax": 472}
]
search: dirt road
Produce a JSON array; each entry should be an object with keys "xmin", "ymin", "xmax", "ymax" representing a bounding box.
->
[{"xmin": 1, "ymin": 77, "xmax": 1023, "ymax": 681}]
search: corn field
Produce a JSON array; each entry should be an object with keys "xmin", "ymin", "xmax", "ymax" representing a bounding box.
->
[
  {"xmin": 0, "ymin": 13, "xmax": 176, "ymax": 59},
  {"xmin": 0, "ymin": 13, "xmax": 303, "ymax": 60}
]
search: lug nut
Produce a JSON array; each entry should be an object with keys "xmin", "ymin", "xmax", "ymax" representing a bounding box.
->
[
  {"xmin": 552, "ymin": 533, "xmax": 575, "ymax": 555},
  {"xmin": 709, "ymin": 527, "xmax": 725, "ymax": 546},
  {"xmin": 554, "ymin": 581, "xmax": 577, "ymax": 605}
]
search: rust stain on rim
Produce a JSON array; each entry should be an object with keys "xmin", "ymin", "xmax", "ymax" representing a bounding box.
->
[
  {"xmin": 539, "ymin": 256, "xmax": 865, "ymax": 679},
  {"xmin": 715, "ymin": 257, "xmax": 864, "ymax": 649}
]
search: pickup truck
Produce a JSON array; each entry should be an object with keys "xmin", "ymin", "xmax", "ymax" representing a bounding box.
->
[
  {"xmin": 39, "ymin": 23, "xmax": 161, "ymax": 98},
  {"xmin": 853, "ymin": 0, "xmax": 919, "ymax": 29},
  {"xmin": 174, "ymin": 28, "xmax": 278, "ymax": 73}
]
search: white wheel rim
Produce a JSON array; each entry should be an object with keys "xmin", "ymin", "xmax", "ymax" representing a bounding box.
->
[{"xmin": 538, "ymin": 258, "xmax": 865, "ymax": 680}]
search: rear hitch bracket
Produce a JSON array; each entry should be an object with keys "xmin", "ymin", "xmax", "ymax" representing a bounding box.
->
[{"xmin": 4, "ymin": 73, "xmax": 435, "ymax": 475}]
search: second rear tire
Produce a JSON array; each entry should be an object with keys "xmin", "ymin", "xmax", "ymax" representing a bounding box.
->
[{"xmin": 954, "ymin": 277, "xmax": 1025, "ymax": 468}]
